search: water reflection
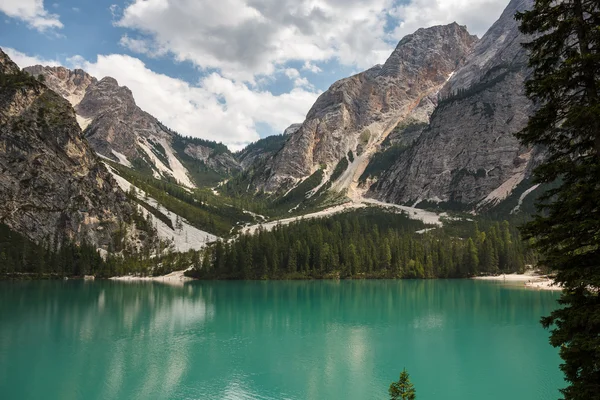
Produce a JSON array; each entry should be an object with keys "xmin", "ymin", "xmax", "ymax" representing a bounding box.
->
[{"xmin": 0, "ymin": 280, "xmax": 562, "ymax": 400}]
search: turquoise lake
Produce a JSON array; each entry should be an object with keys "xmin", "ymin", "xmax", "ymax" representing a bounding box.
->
[{"xmin": 0, "ymin": 280, "xmax": 563, "ymax": 399}]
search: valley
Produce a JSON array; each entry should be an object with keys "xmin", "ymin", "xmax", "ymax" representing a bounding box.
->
[
  {"xmin": 0, "ymin": 0, "xmax": 547, "ymax": 281},
  {"xmin": 3, "ymin": 0, "xmax": 599, "ymax": 397}
]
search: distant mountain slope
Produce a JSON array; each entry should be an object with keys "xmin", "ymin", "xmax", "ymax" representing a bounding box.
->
[
  {"xmin": 258, "ymin": 23, "xmax": 477, "ymax": 197},
  {"xmin": 368, "ymin": 0, "xmax": 541, "ymax": 209},
  {"xmin": 24, "ymin": 66, "xmax": 241, "ymax": 188},
  {"xmin": 237, "ymin": 123, "xmax": 300, "ymax": 170},
  {"xmin": 0, "ymin": 49, "xmax": 154, "ymax": 250}
]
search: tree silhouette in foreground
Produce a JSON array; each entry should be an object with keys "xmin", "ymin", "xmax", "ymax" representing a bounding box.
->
[
  {"xmin": 516, "ymin": 0, "xmax": 600, "ymax": 399},
  {"xmin": 389, "ymin": 369, "xmax": 416, "ymax": 400}
]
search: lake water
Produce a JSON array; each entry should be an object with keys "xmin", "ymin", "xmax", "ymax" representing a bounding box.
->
[{"xmin": 0, "ymin": 280, "xmax": 563, "ymax": 399}]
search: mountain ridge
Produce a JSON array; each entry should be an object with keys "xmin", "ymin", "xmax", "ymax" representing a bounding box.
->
[{"xmin": 0, "ymin": 50, "xmax": 156, "ymax": 251}]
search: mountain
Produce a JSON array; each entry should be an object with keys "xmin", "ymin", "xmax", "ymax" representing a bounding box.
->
[
  {"xmin": 367, "ymin": 0, "xmax": 540, "ymax": 209},
  {"xmin": 24, "ymin": 66, "xmax": 241, "ymax": 188},
  {"xmin": 0, "ymin": 50, "xmax": 153, "ymax": 250},
  {"xmin": 257, "ymin": 23, "xmax": 478, "ymax": 197},
  {"xmin": 20, "ymin": 65, "xmax": 96, "ymax": 108},
  {"xmin": 237, "ymin": 123, "xmax": 301, "ymax": 170}
]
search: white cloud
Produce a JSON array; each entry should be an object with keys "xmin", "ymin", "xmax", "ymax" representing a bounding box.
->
[
  {"xmin": 302, "ymin": 61, "xmax": 322, "ymax": 74},
  {"xmin": 283, "ymin": 68, "xmax": 313, "ymax": 89},
  {"xmin": 2, "ymin": 46, "xmax": 60, "ymax": 68},
  {"xmin": 0, "ymin": 0, "xmax": 62, "ymax": 31},
  {"xmin": 389, "ymin": 0, "xmax": 507, "ymax": 41},
  {"xmin": 115, "ymin": 0, "xmax": 395, "ymax": 82},
  {"xmin": 114, "ymin": 0, "xmax": 508, "ymax": 82},
  {"xmin": 119, "ymin": 35, "xmax": 166, "ymax": 57},
  {"xmin": 69, "ymin": 54, "xmax": 319, "ymax": 150}
]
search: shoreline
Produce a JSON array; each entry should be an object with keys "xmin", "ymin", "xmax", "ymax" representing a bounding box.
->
[
  {"xmin": 473, "ymin": 273, "xmax": 562, "ymax": 291},
  {"xmin": 109, "ymin": 270, "xmax": 192, "ymax": 286},
  {"xmin": 3, "ymin": 272, "xmax": 563, "ymax": 291}
]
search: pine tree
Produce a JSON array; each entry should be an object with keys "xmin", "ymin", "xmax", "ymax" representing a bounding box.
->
[
  {"xmin": 516, "ymin": 1, "xmax": 600, "ymax": 398},
  {"xmin": 465, "ymin": 238, "xmax": 479, "ymax": 276},
  {"xmin": 389, "ymin": 369, "xmax": 416, "ymax": 400}
]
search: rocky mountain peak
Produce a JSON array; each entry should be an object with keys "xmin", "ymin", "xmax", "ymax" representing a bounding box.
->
[
  {"xmin": 380, "ymin": 22, "xmax": 477, "ymax": 79},
  {"xmin": 0, "ymin": 50, "xmax": 20, "ymax": 74},
  {"xmin": 444, "ymin": 0, "xmax": 533, "ymax": 94},
  {"xmin": 261, "ymin": 23, "xmax": 478, "ymax": 195},
  {"xmin": 23, "ymin": 65, "xmax": 96, "ymax": 107},
  {"xmin": 368, "ymin": 0, "xmax": 539, "ymax": 209},
  {"xmin": 0, "ymin": 48, "xmax": 149, "ymax": 249},
  {"xmin": 77, "ymin": 76, "xmax": 136, "ymax": 118},
  {"xmin": 20, "ymin": 61, "xmax": 239, "ymax": 188}
]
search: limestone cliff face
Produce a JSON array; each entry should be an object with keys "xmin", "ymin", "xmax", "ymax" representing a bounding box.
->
[
  {"xmin": 77, "ymin": 77, "xmax": 174, "ymax": 166},
  {"xmin": 0, "ymin": 49, "xmax": 139, "ymax": 248},
  {"xmin": 368, "ymin": 0, "xmax": 538, "ymax": 207},
  {"xmin": 26, "ymin": 67, "xmax": 240, "ymax": 187},
  {"xmin": 23, "ymin": 65, "xmax": 96, "ymax": 107},
  {"xmin": 262, "ymin": 23, "xmax": 477, "ymax": 194}
]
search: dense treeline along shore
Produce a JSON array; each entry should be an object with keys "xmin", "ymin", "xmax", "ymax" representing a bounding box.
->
[
  {"xmin": 1, "ymin": 208, "xmax": 535, "ymax": 281},
  {"xmin": 0, "ymin": 222, "xmax": 200, "ymax": 280},
  {"xmin": 186, "ymin": 209, "xmax": 536, "ymax": 280}
]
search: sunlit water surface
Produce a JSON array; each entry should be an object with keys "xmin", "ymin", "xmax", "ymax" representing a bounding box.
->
[{"xmin": 0, "ymin": 280, "xmax": 563, "ymax": 399}]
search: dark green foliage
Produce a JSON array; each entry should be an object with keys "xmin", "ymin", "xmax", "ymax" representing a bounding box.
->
[
  {"xmin": 437, "ymin": 64, "xmax": 519, "ymax": 108},
  {"xmin": 108, "ymin": 161, "xmax": 254, "ymax": 236},
  {"xmin": 389, "ymin": 369, "xmax": 416, "ymax": 400},
  {"xmin": 170, "ymin": 130, "xmax": 230, "ymax": 156},
  {"xmin": 0, "ymin": 222, "xmax": 206, "ymax": 279},
  {"xmin": 238, "ymin": 133, "xmax": 288, "ymax": 158},
  {"xmin": 170, "ymin": 135, "xmax": 231, "ymax": 187},
  {"xmin": 330, "ymin": 157, "xmax": 349, "ymax": 182},
  {"xmin": 147, "ymin": 139, "xmax": 170, "ymax": 169},
  {"xmin": 0, "ymin": 69, "xmax": 39, "ymax": 89},
  {"xmin": 0, "ymin": 223, "xmax": 106, "ymax": 279},
  {"xmin": 271, "ymin": 169, "xmax": 324, "ymax": 211},
  {"xmin": 130, "ymin": 154, "xmax": 156, "ymax": 177},
  {"xmin": 516, "ymin": 1, "xmax": 600, "ymax": 398},
  {"xmin": 360, "ymin": 144, "xmax": 409, "ymax": 183},
  {"xmin": 347, "ymin": 150, "xmax": 354, "ymax": 162},
  {"xmin": 188, "ymin": 209, "xmax": 531, "ymax": 280},
  {"xmin": 128, "ymin": 194, "xmax": 174, "ymax": 230}
]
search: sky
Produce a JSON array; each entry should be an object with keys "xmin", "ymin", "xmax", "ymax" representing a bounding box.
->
[{"xmin": 0, "ymin": 0, "xmax": 508, "ymax": 150}]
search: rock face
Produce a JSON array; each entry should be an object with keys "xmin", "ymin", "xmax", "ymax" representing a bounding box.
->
[
  {"xmin": 369, "ymin": 0, "xmax": 538, "ymax": 208},
  {"xmin": 182, "ymin": 143, "xmax": 240, "ymax": 175},
  {"xmin": 23, "ymin": 65, "xmax": 96, "ymax": 107},
  {"xmin": 237, "ymin": 123, "xmax": 300, "ymax": 170},
  {"xmin": 26, "ymin": 66, "xmax": 240, "ymax": 187},
  {"xmin": 261, "ymin": 23, "xmax": 477, "ymax": 194},
  {"xmin": 76, "ymin": 76, "xmax": 177, "ymax": 171},
  {"xmin": 0, "ymin": 49, "xmax": 141, "ymax": 248}
]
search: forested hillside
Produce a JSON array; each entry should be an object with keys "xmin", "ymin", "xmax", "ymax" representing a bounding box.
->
[{"xmin": 188, "ymin": 209, "xmax": 535, "ymax": 280}]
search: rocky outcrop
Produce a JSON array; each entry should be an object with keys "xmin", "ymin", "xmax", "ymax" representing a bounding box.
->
[
  {"xmin": 182, "ymin": 142, "xmax": 241, "ymax": 175},
  {"xmin": 237, "ymin": 123, "xmax": 300, "ymax": 170},
  {"xmin": 23, "ymin": 65, "xmax": 96, "ymax": 107},
  {"xmin": 0, "ymin": 49, "xmax": 144, "ymax": 249},
  {"xmin": 261, "ymin": 23, "xmax": 477, "ymax": 195},
  {"xmin": 25, "ymin": 67, "xmax": 236, "ymax": 188},
  {"xmin": 77, "ymin": 77, "xmax": 174, "ymax": 162},
  {"xmin": 368, "ymin": 0, "xmax": 538, "ymax": 208}
]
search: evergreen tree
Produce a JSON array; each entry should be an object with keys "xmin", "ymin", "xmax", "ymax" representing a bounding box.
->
[
  {"xmin": 465, "ymin": 238, "xmax": 479, "ymax": 276},
  {"xmin": 516, "ymin": 1, "xmax": 600, "ymax": 398},
  {"xmin": 389, "ymin": 369, "xmax": 416, "ymax": 400}
]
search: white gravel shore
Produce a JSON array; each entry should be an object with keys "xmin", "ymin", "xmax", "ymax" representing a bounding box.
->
[
  {"xmin": 474, "ymin": 272, "xmax": 562, "ymax": 291},
  {"xmin": 110, "ymin": 270, "xmax": 191, "ymax": 286}
]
